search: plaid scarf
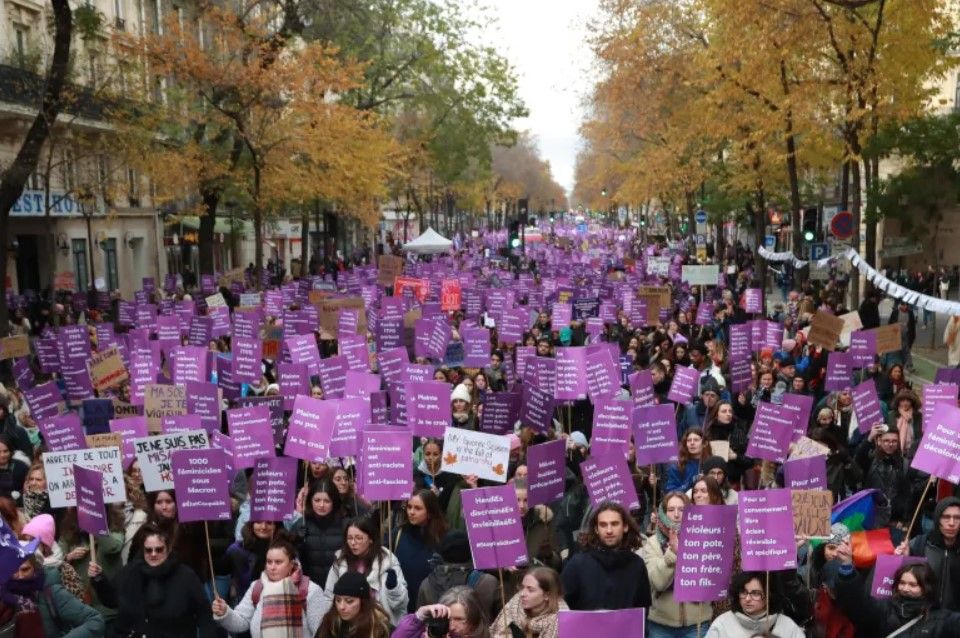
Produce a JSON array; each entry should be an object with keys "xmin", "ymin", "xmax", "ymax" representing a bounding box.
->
[{"xmin": 258, "ymin": 567, "xmax": 310, "ymax": 638}]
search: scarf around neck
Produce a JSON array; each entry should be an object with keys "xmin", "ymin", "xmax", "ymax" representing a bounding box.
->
[{"xmin": 259, "ymin": 567, "xmax": 310, "ymax": 638}]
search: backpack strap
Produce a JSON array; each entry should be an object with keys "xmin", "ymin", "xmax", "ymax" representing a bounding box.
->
[
  {"xmin": 251, "ymin": 579, "xmax": 264, "ymax": 607},
  {"xmin": 42, "ymin": 587, "xmax": 62, "ymax": 631},
  {"xmin": 466, "ymin": 570, "xmax": 482, "ymax": 588}
]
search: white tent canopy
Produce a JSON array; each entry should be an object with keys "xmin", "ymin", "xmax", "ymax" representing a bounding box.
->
[{"xmin": 402, "ymin": 227, "xmax": 453, "ymax": 254}]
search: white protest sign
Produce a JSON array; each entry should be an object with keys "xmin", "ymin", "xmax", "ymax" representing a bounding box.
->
[
  {"xmin": 440, "ymin": 427, "xmax": 511, "ymax": 483},
  {"xmin": 134, "ymin": 430, "xmax": 210, "ymax": 492},
  {"xmin": 43, "ymin": 447, "xmax": 126, "ymax": 508},
  {"xmin": 681, "ymin": 265, "xmax": 720, "ymax": 286}
]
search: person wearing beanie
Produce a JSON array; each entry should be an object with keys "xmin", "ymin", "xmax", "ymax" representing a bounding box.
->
[
  {"xmin": 417, "ymin": 530, "xmax": 500, "ymax": 621},
  {"xmin": 687, "ymin": 456, "xmax": 739, "ymax": 505},
  {"xmin": 21, "ymin": 513, "xmax": 86, "ymax": 602},
  {"xmin": 680, "ymin": 376, "xmax": 722, "ymax": 434},
  {"xmin": 857, "ymin": 421, "xmax": 922, "ymax": 534},
  {"xmin": 900, "ymin": 496, "xmax": 960, "ymax": 611},
  {"xmin": 450, "ymin": 384, "xmax": 476, "ymax": 430},
  {"xmin": 316, "ymin": 570, "xmax": 392, "ymax": 638},
  {"xmin": 6, "ymin": 553, "xmax": 105, "ymax": 637}
]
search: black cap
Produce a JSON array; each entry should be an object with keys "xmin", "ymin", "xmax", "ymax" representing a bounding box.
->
[
  {"xmin": 333, "ymin": 571, "xmax": 370, "ymax": 598},
  {"xmin": 438, "ymin": 530, "xmax": 473, "ymax": 564}
]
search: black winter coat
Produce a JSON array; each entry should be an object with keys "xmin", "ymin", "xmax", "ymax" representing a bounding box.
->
[
  {"xmin": 290, "ymin": 512, "xmax": 345, "ymax": 585},
  {"xmin": 92, "ymin": 556, "xmax": 216, "ymax": 638},
  {"xmin": 909, "ymin": 497, "xmax": 960, "ymax": 612},
  {"xmin": 561, "ymin": 547, "xmax": 652, "ymax": 611}
]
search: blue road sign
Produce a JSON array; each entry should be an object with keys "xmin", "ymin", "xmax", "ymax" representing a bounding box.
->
[
  {"xmin": 764, "ymin": 235, "xmax": 776, "ymax": 249},
  {"xmin": 810, "ymin": 242, "xmax": 828, "ymax": 260},
  {"xmin": 695, "ymin": 210, "xmax": 708, "ymax": 224}
]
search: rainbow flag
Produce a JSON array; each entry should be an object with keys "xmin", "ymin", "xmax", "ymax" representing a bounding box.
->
[{"xmin": 831, "ymin": 489, "xmax": 893, "ymax": 568}]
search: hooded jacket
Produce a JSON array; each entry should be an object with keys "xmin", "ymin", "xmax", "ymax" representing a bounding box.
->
[{"xmin": 909, "ymin": 496, "xmax": 960, "ymax": 611}]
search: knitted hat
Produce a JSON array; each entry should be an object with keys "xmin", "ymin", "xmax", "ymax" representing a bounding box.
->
[
  {"xmin": 507, "ymin": 434, "xmax": 522, "ymax": 451},
  {"xmin": 333, "ymin": 571, "xmax": 370, "ymax": 599},
  {"xmin": 450, "ymin": 383, "xmax": 472, "ymax": 404},
  {"xmin": 827, "ymin": 522, "xmax": 850, "ymax": 546},
  {"xmin": 438, "ymin": 530, "xmax": 473, "ymax": 564},
  {"xmin": 700, "ymin": 456, "xmax": 727, "ymax": 477},
  {"xmin": 22, "ymin": 514, "xmax": 55, "ymax": 547},
  {"xmin": 700, "ymin": 376, "xmax": 721, "ymax": 397},
  {"xmin": 570, "ymin": 431, "xmax": 589, "ymax": 449}
]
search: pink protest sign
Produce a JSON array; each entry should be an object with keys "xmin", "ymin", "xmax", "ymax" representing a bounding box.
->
[
  {"xmin": 405, "ymin": 381, "xmax": 451, "ymax": 438},
  {"xmin": 461, "ymin": 485, "xmax": 528, "ymax": 570},
  {"xmin": 738, "ymin": 489, "xmax": 797, "ymax": 571},
  {"xmin": 591, "ymin": 398, "xmax": 634, "ymax": 460},
  {"xmin": 558, "ymin": 608, "xmax": 645, "ymax": 637},
  {"xmin": 674, "ymin": 504, "xmax": 737, "ymax": 602},
  {"xmin": 249, "ymin": 456, "xmax": 298, "ymax": 522},
  {"xmin": 555, "ymin": 348, "xmax": 588, "ymax": 401},
  {"xmin": 227, "ymin": 406, "xmax": 275, "ymax": 469},
  {"xmin": 526, "ymin": 439, "xmax": 566, "ymax": 508},
  {"xmin": 746, "ymin": 402, "xmax": 793, "ymax": 463},
  {"xmin": 783, "ymin": 455, "xmax": 828, "ymax": 490},
  {"xmin": 171, "ymin": 448, "xmax": 232, "ymax": 522},
  {"xmin": 667, "ymin": 365, "xmax": 699, "ymax": 403},
  {"xmin": 912, "ymin": 402, "xmax": 960, "ymax": 483},
  {"xmin": 852, "ymin": 378, "xmax": 884, "ymax": 433},
  {"xmin": 283, "ymin": 395, "xmax": 336, "ymax": 462},
  {"xmin": 580, "ymin": 457, "xmax": 640, "ymax": 511},
  {"xmin": 358, "ymin": 431, "xmax": 412, "ymax": 501},
  {"xmin": 633, "ymin": 403, "xmax": 679, "ymax": 465},
  {"xmin": 870, "ymin": 555, "xmax": 926, "ymax": 599},
  {"xmin": 74, "ymin": 465, "xmax": 108, "ymax": 536}
]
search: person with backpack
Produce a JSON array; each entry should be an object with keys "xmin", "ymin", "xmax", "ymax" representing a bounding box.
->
[
  {"xmin": 2, "ymin": 553, "xmax": 103, "ymax": 637},
  {"xmin": 417, "ymin": 531, "xmax": 500, "ymax": 622},
  {"xmin": 212, "ymin": 538, "xmax": 324, "ymax": 638}
]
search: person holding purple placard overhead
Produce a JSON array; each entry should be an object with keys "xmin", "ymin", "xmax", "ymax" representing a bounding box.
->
[{"xmin": 560, "ymin": 501, "xmax": 651, "ymax": 611}]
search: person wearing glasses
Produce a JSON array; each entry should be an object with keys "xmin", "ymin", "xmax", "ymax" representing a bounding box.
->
[
  {"xmin": 705, "ymin": 572, "xmax": 805, "ymax": 638},
  {"xmin": 89, "ymin": 522, "xmax": 216, "ymax": 637},
  {"xmin": 896, "ymin": 496, "xmax": 960, "ymax": 611}
]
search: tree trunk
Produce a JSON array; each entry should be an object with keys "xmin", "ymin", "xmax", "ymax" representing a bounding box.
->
[
  {"xmin": 253, "ymin": 166, "xmax": 264, "ymax": 288},
  {"xmin": 300, "ymin": 206, "xmax": 309, "ymax": 277},
  {"xmin": 850, "ymin": 158, "xmax": 862, "ymax": 307},
  {"xmin": 199, "ymin": 189, "xmax": 219, "ymax": 275},
  {"xmin": 0, "ymin": 0, "xmax": 72, "ymax": 338},
  {"xmin": 864, "ymin": 156, "xmax": 879, "ymax": 268},
  {"xmin": 754, "ymin": 183, "xmax": 767, "ymax": 290}
]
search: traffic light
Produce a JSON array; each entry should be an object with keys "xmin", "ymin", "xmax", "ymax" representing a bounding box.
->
[
  {"xmin": 508, "ymin": 220, "xmax": 521, "ymax": 249},
  {"xmin": 802, "ymin": 207, "xmax": 818, "ymax": 243},
  {"xmin": 679, "ymin": 220, "xmax": 688, "ymax": 234}
]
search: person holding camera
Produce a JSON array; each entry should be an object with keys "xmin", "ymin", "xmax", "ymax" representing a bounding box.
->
[{"xmin": 391, "ymin": 586, "xmax": 491, "ymax": 638}]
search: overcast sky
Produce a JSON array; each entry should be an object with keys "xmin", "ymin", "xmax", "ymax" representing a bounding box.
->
[{"xmin": 475, "ymin": 0, "xmax": 601, "ymax": 196}]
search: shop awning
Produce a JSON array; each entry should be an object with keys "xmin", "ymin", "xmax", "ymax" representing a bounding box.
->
[{"xmin": 166, "ymin": 216, "xmax": 252, "ymax": 235}]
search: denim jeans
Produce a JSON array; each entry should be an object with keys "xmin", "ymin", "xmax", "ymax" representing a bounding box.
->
[{"xmin": 647, "ymin": 620, "xmax": 704, "ymax": 638}]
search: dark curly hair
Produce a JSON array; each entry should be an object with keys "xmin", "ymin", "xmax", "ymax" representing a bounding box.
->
[{"xmin": 578, "ymin": 501, "xmax": 643, "ymax": 551}]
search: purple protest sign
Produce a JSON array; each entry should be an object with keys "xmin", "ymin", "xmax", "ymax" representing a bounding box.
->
[
  {"xmin": 526, "ymin": 357, "xmax": 556, "ymax": 396},
  {"xmin": 728, "ymin": 324, "xmax": 751, "ymax": 361},
  {"xmin": 461, "ymin": 327, "xmax": 490, "ymax": 367},
  {"xmin": 227, "ymin": 406, "xmax": 275, "ymax": 469},
  {"xmin": 318, "ymin": 355, "xmax": 349, "ymax": 399},
  {"xmin": 849, "ymin": 330, "xmax": 876, "ymax": 367},
  {"xmin": 74, "ymin": 465, "xmax": 108, "ymax": 536},
  {"xmin": 339, "ymin": 335, "xmax": 369, "ymax": 372},
  {"xmin": 249, "ymin": 456, "xmax": 298, "ymax": 522},
  {"xmin": 12, "ymin": 357, "xmax": 33, "ymax": 391},
  {"xmin": 358, "ymin": 431, "xmax": 412, "ymax": 501},
  {"xmin": 344, "ymin": 371, "xmax": 381, "ymax": 398},
  {"xmin": 782, "ymin": 393, "xmax": 814, "ymax": 442},
  {"xmin": 935, "ymin": 367, "xmax": 960, "ymax": 385},
  {"xmin": 329, "ymin": 398, "xmax": 369, "ymax": 457},
  {"xmin": 633, "ymin": 403, "xmax": 679, "ymax": 465},
  {"xmin": 870, "ymin": 555, "xmax": 926, "ymax": 599},
  {"xmin": 783, "ymin": 455, "xmax": 828, "ymax": 490},
  {"xmin": 667, "ymin": 365, "xmax": 699, "ymax": 403},
  {"xmin": 551, "ymin": 303, "xmax": 573, "ymax": 331},
  {"xmin": 520, "ymin": 383, "xmax": 554, "ymax": 433},
  {"xmin": 852, "ymin": 378, "xmax": 884, "ymax": 433},
  {"xmin": 109, "ymin": 416, "xmax": 148, "ymax": 468},
  {"xmin": 170, "ymin": 346, "xmax": 208, "ymax": 386},
  {"xmin": 555, "ymin": 348, "xmax": 588, "ymax": 401},
  {"xmin": 461, "ymin": 485, "xmax": 528, "ymax": 570},
  {"xmin": 585, "ymin": 348, "xmax": 621, "ymax": 401},
  {"xmin": 277, "ymin": 363, "xmax": 311, "ymax": 410},
  {"xmin": 825, "ymin": 352, "xmax": 853, "ymax": 392},
  {"xmin": 695, "ymin": 302, "xmax": 714, "ymax": 326},
  {"xmin": 479, "ymin": 392, "xmax": 520, "ymax": 435},
  {"xmin": 39, "ymin": 412, "xmax": 86, "ymax": 452},
  {"xmin": 923, "ymin": 384, "xmax": 958, "ymax": 433},
  {"xmin": 738, "ymin": 489, "xmax": 797, "ymax": 571},
  {"xmin": 283, "ymin": 395, "xmax": 336, "ymax": 462},
  {"xmin": 414, "ymin": 318, "xmax": 452, "ymax": 360},
  {"xmin": 744, "ymin": 288, "xmax": 763, "ymax": 314},
  {"xmin": 591, "ymin": 398, "xmax": 634, "ymax": 460},
  {"xmin": 580, "ymin": 457, "xmax": 640, "ymax": 511},
  {"xmin": 171, "ymin": 448, "xmax": 232, "ymax": 522},
  {"xmin": 912, "ymin": 402, "xmax": 960, "ymax": 483},
  {"xmin": 185, "ymin": 381, "xmax": 221, "ymax": 434},
  {"xmin": 729, "ymin": 357, "xmax": 752, "ymax": 393},
  {"xmin": 558, "ymin": 608, "xmax": 645, "ymax": 636},
  {"xmin": 746, "ymin": 402, "xmax": 793, "ymax": 463},
  {"xmin": 405, "ymin": 381, "xmax": 451, "ymax": 438},
  {"xmin": 526, "ymin": 439, "xmax": 566, "ymax": 508},
  {"xmin": 377, "ymin": 347, "xmax": 408, "ymax": 385},
  {"xmin": 674, "ymin": 504, "xmax": 737, "ymax": 602},
  {"xmin": 285, "ymin": 334, "xmax": 322, "ymax": 377},
  {"xmin": 628, "ymin": 370, "xmax": 655, "ymax": 408},
  {"xmin": 231, "ymin": 337, "xmax": 263, "ymax": 384}
]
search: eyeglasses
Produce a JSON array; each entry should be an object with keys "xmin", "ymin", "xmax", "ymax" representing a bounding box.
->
[
  {"xmin": 144, "ymin": 547, "xmax": 166, "ymax": 555},
  {"xmin": 739, "ymin": 590, "xmax": 764, "ymax": 600}
]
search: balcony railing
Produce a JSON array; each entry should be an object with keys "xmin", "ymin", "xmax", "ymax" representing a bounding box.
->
[{"xmin": 0, "ymin": 64, "xmax": 109, "ymax": 121}]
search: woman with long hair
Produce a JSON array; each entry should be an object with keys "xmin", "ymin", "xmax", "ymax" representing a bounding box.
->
[
  {"xmin": 491, "ymin": 567, "xmax": 567, "ymax": 638},
  {"xmin": 392, "ymin": 585, "xmax": 491, "ymax": 638},
  {"xmin": 212, "ymin": 538, "xmax": 324, "ymax": 637},
  {"xmin": 316, "ymin": 571, "xmax": 392, "ymax": 638},
  {"xmin": 392, "ymin": 489, "xmax": 448, "ymax": 612},
  {"xmin": 289, "ymin": 480, "xmax": 347, "ymax": 586},
  {"xmin": 331, "ymin": 466, "xmax": 373, "ymax": 519},
  {"xmin": 322, "ymin": 515, "xmax": 409, "ymax": 625},
  {"xmin": 703, "ymin": 400, "xmax": 752, "ymax": 485},
  {"xmin": 690, "ymin": 476, "xmax": 724, "ymax": 506},
  {"xmin": 664, "ymin": 428, "xmax": 713, "ymax": 493},
  {"xmin": 225, "ymin": 520, "xmax": 288, "ymax": 602},
  {"xmin": 412, "ymin": 439, "xmax": 461, "ymax": 513}
]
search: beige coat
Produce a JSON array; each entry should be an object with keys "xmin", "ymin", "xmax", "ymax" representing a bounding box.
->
[{"xmin": 639, "ymin": 533, "xmax": 713, "ymax": 629}]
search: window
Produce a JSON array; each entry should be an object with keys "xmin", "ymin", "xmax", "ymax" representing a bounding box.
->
[
  {"xmin": 14, "ymin": 27, "xmax": 26, "ymax": 68},
  {"xmin": 127, "ymin": 168, "xmax": 140, "ymax": 206},
  {"xmin": 72, "ymin": 239, "xmax": 89, "ymax": 293},
  {"xmin": 88, "ymin": 51, "xmax": 100, "ymax": 89},
  {"xmin": 103, "ymin": 238, "xmax": 119, "ymax": 292},
  {"xmin": 954, "ymin": 73, "xmax": 960, "ymax": 112}
]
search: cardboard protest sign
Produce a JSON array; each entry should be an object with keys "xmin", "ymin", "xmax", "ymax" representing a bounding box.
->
[
  {"xmin": 667, "ymin": 366, "xmax": 699, "ymax": 403},
  {"xmin": 377, "ymin": 255, "xmax": 404, "ymax": 286},
  {"xmin": 227, "ymin": 406, "xmax": 275, "ymax": 469},
  {"xmin": 871, "ymin": 555, "xmax": 927, "ymax": 599},
  {"xmin": 74, "ymin": 465, "xmax": 108, "ymax": 535},
  {"xmin": 558, "ymin": 608, "xmax": 645, "ymax": 637},
  {"xmin": 357, "ymin": 431, "xmax": 412, "ymax": 501},
  {"xmin": 283, "ymin": 395, "xmax": 336, "ymax": 463},
  {"xmin": 746, "ymin": 402, "xmax": 794, "ymax": 463},
  {"xmin": 580, "ymin": 457, "xmax": 640, "ymax": 511},
  {"xmin": 590, "ymin": 397, "xmax": 634, "ymax": 460},
  {"xmin": 791, "ymin": 489, "xmax": 832, "ymax": 538},
  {"xmin": 633, "ymin": 403, "xmax": 679, "ymax": 465},
  {"xmin": 171, "ymin": 448, "xmax": 232, "ymax": 522},
  {"xmin": 39, "ymin": 412, "xmax": 86, "ymax": 452},
  {"xmin": 789, "ymin": 435, "xmax": 831, "ymax": 460},
  {"xmin": 808, "ymin": 311, "xmax": 845, "ymax": 351},
  {"xmin": 783, "ymin": 455, "xmax": 828, "ymax": 490},
  {"xmin": 440, "ymin": 427, "xmax": 511, "ymax": 483},
  {"xmin": 133, "ymin": 430, "xmax": 210, "ymax": 492},
  {"xmin": 43, "ymin": 447, "xmax": 125, "ymax": 508},
  {"xmin": 526, "ymin": 439, "xmax": 566, "ymax": 508},
  {"xmin": 461, "ymin": 485, "xmax": 528, "ymax": 570},
  {"xmin": 143, "ymin": 384, "xmax": 186, "ymax": 434},
  {"xmin": 249, "ymin": 456, "xmax": 299, "ymax": 522},
  {"xmin": 674, "ymin": 504, "xmax": 737, "ymax": 602},
  {"xmin": 871, "ymin": 323, "xmax": 902, "ymax": 355},
  {"xmin": 738, "ymin": 489, "xmax": 797, "ymax": 571},
  {"xmin": 0, "ymin": 335, "xmax": 29, "ymax": 360},
  {"xmin": 912, "ymin": 402, "xmax": 960, "ymax": 483},
  {"xmin": 406, "ymin": 381, "xmax": 451, "ymax": 439},
  {"xmin": 852, "ymin": 378, "xmax": 884, "ymax": 434}
]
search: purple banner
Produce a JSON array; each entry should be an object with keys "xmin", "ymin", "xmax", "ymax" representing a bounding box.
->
[
  {"xmin": 628, "ymin": 370, "xmax": 655, "ymax": 408},
  {"xmin": 849, "ymin": 330, "xmax": 877, "ymax": 367},
  {"xmin": 555, "ymin": 348, "xmax": 588, "ymax": 401},
  {"xmin": 170, "ymin": 448, "xmax": 232, "ymax": 522},
  {"xmin": 39, "ymin": 412, "xmax": 86, "ymax": 452},
  {"xmin": 329, "ymin": 398, "xmax": 369, "ymax": 457},
  {"xmin": 852, "ymin": 379, "xmax": 884, "ymax": 434},
  {"xmin": 695, "ymin": 302, "xmax": 714, "ymax": 326},
  {"xmin": 558, "ymin": 608, "xmax": 645, "ymax": 636},
  {"xmin": 729, "ymin": 357, "xmax": 752, "ymax": 393},
  {"xmin": 74, "ymin": 465, "xmax": 108, "ymax": 535},
  {"xmin": 185, "ymin": 381, "xmax": 221, "ymax": 434},
  {"xmin": 283, "ymin": 395, "xmax": 336, "ymax": 462},
  {"xmin": 249, "ymin": 456, "xmax": 298, "ymax": 522},
  {"xmin": 461, "ymin": 485, "xmax": 528, "ymax": 570},
  {"xmin": 479, "ymin": 392, "xmax": 521, "ymax": 435},
  {"xmin": 461, "ymin": 327, "xmax": 491, "ymax": 367},
  {"xmin": 674, "ymin": 504, "xmax": 737, "ymax": 602},
  {"xmin": 738, "ymin": 489, "xmax": 797, "ymax": 571},
  {"xmin": 782, "ymin": 393, "xmax": 814, "ymax": 442},
  {"xmin": 922, "ymin": 384, "xmax": 958, "ymax": 433},
  {"xmin": 667, "ymin": 365, "xmax": 699, "ymax": 404},
  {"xmin": 358, "ymin": 431, "xmax": 412, "ymax": 501},
  {"xmin": 585, "ymin": 348, "xmax": 621, "ymax": 401},
  {"xmin": 633, "ymin": 403, "xmax": 679, "ymax": 465},
  {"xmin": 591, "ymin": 397, "xmax": 634, "ymax": 460},
  {"xmin": 227, "ymin": 406, "xmax": 275, "ymax": 469},
  {"xmin": 744, "ymin": 288, "xmax": 763, "ymax": 314},
  {"xmin": 783, "ymin": 455, "xmax": 828, "ymax": 490},
  {"xmin": 580, "ymin": 457, "xmax": 640, "ymax": 511},
  {"xmin": 912, "ymin": 402, "xmax": 960, "ymax": 483},
  {"xmin": 520, "ymin": 383, "xmax": 555, "ymax": 433},
  {"xmin": 405, "ymin": 381, "xmax": 451, "ymax": 438},
  {"xmin": 728, "ymin": 324, "xmax": 751, "ymax": 361},
  {"xmin": 526, "ymin": 439, "xmax": 566, "ymax": 508},
  {"xmin": 318, "ymin": 355, "xmax": 349, "ymax": 399},
  {"xmin": 231, "ymin": 337, "xmax": 263, "ymax": 384},
  {"xmin": 746, "ymin": 402, "xmax": 793, "ymax": 463}
]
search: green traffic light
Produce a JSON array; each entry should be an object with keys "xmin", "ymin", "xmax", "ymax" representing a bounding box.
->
[
  {"xmin": 804, "ymin": 230, "xmax": 815, "ymax": 242},
  {"xmin": 511, "ymin": 238, "xmax": 521, "ymax": 248}
]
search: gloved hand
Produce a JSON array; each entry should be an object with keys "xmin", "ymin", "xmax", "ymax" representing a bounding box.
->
[{"xmin": 385, "ymin": 568, "xmax": 398, "ymax": 589}]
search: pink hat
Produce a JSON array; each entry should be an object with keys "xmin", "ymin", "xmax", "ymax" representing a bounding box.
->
[
  {"xmin": 508, "ymin": 434, "xmax": 522, "ymax": 451},
  {"xmin": 22, "ymin": 514, "xmax": 55, "ymax": 547}
]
